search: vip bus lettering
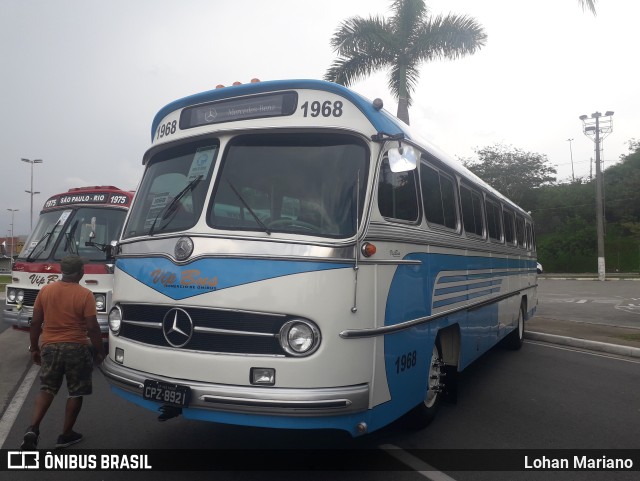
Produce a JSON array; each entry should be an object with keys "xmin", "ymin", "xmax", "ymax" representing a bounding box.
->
[
  {"xmin": 29, "ymin": 274, "xmax": 59, "ymax": 286},
  {"xmin": 150, "ymin": 269, "xmax": 177, "ymax": 286},
  {"xmin": 149, "ymin": 269, "xmax": 218, "ymax": 288},
  {"xmin": 181, "ymin": 269, "xmax": 218, "ymax": 288}
]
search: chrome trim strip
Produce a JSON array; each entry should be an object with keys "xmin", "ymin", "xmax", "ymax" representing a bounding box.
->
[
  {"xmin": 200, "ymin": 395, "xmax": 352, "ymax": 409},
  {"xmin": 194, "ymin": 326, "xmax": 275, "ymax": 337},
  {"xmin": 340, "ymin": 285, "xmax": 537, "ymax": 339},
  {"xmin": 100, "ymin": 365, "xmax": 144, "ymax": 390},
  {"xmin": 123, "ymin": 320, "xmax": 162, "ymax": 329},
  {"xmin": 120, "ymin": 302, "xmax": 287, "ymax": 318},
  {"xmin": 100, "ymin": 357, "xmax": 368, "ymax": 416}
]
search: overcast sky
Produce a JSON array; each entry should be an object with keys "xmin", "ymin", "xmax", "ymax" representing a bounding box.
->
[{"xmin": 1, "ymin": 0, "xmax": 637, "ymax": 236}]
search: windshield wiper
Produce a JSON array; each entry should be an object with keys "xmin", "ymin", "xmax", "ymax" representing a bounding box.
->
[
  {"xmin": 226, "ymin": 180, "xmax": 271, "ymax": 235},
  {"xmin": 148, "ymin": 175, "xmax": 203, "ymax": 236},
  {"xmin": 26, "ymin": 220, "xmax": 61, "ymax": 261},
  {"xmin": 63, "ymin": 220, "xmax": 79, "ymax": 255}
]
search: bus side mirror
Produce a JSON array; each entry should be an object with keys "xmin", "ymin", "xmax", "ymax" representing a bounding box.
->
[
  {"xmin": 388, "ymin": 144, "xmax": 418, "ymax": 172},
  {"xmin": 105, "ymin": 240, "xmax": 118, "ymax": 260}
]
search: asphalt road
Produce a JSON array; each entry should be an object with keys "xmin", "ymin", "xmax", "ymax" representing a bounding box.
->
[
  {"xmin": 536, "ymin": 278, "xmax": 640, "ymax": 328},
  {"xmin": 1, "ymin": 280, "xmax": 639, "ymax": 480}
]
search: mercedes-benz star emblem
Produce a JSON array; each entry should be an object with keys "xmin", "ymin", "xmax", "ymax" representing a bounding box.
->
[
  {"xmin": 162, "ymin": 308, "xmax": 194, "ymax": 348},
  {"xmin": 204, "ymin": 108, "xmax": 217, "ymax": 122},
  {"xmin": 174, "ymin": 236, "xmax": 194, "ymax": 261}
]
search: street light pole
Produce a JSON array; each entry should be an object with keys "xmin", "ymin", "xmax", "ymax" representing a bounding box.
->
[
  {"xmin": 566, "ymin": 138, "xmax": 575, "ymax": 182},
  {"xmin": 579, "ymin": 111, "xmax": 614, "ymax": 281},
  {"xmin": 21, "ymin": 158, "xmax": 43, "ymax": 231},
  {"xmin": 7, "ymin": 208, "xmax": 19, "ymax": 265}
]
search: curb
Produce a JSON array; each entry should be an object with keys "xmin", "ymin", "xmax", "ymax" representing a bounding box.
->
[{"xmin": 525, "ymin": 331, "xmax": 640, "ymax": 359}]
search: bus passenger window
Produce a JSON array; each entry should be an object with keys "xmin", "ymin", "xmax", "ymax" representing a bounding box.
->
[
  {"xmin": 503, "ymin": 209, "xmax": 515, "ymax": 245},
  {"xmin": 460, "ymin": 185, "xmax": 484, "ymax": 237},
  {"xmin": 378, "ymin": 158, "xmax": 419, "ymax": 222},
  {"xmin": 420, "ymin": 163, "xmax": 457, "ymax": 230},
  {"xmin": 485, "ymin": 197, "xmax": 503, "ymax": 242},
  {"xmin": 515, "ymin": 215, "xmax": 526, "ymax": 248}
]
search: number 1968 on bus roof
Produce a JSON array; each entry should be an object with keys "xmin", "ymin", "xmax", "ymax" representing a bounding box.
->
[{"xmin": 150, "ymin": 79, "xmax": 404, "ymax": 148}]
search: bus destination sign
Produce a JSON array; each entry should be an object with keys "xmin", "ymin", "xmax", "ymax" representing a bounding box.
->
[
  {"xmin": 180, "ymin": 91, "xmax": 298, "ymax": 130},
  {"xmin": 43, "ymin": 192, "xmax": 132, "ymax": 210}
]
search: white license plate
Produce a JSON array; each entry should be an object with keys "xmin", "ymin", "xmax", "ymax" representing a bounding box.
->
[{"xmin": 143, "ymin": 380, "xmax": 190, "ymax": 407}]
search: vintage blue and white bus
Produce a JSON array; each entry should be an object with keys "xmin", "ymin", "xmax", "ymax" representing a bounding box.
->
[{"xmin": 102, "ymin": 79, "xmax": 537, "ymax": 436}]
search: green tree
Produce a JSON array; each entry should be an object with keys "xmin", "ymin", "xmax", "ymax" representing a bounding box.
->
[
  {"xmin": 324, "ymin": 0, "xmax": 486, "ymax": 125},
  {"xmin": 461, "ymin": 143, "xmax": 557, "ymax": 205}
]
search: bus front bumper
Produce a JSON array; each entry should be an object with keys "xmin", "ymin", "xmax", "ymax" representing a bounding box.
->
[
  {"xmin": 100, "ymin": 356, "xmax": 369, "ymax": 417},
  {"xmin": 3, "ymin": 306, "xmax": 33, "ymax": 330},
  {"xmin": 3, "ymin": 306, "xmax": 109, "ymax": 335}
]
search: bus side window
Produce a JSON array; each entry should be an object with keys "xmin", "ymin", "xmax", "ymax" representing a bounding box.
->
[
  {"xmin": 420, "ymin": 162, "xmax": 458, "ymax": 230},
  {"xmin": 460, "ymin": 184, "xmax": 484, "ymax": 237},
  {"xmin": 515, "ymin": 215, "xmax": 526, "ymax": 248},
  {"xmin": 485, "ymin": 196, "xmax": 503, "ymax": 242},
  {"xmin": 503, "ymin": 209, "xmax": 515, "ymax": 245},
  {"xmin": 525, "ymin": 222, "xmax": 533, "ymax": 251},
  {"xmin": 378, "ymin": 157, "xmax": 419, "ymax": 222}
]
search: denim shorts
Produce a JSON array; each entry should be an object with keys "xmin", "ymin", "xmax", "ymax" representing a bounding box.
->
[{"xmin": 39, "ymin": 343, "xmax": 93, "ymax": 397}]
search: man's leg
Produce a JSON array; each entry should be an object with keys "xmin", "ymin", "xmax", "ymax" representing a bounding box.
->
[
  {"xmin": 62, "ymin": 396, "xmax": 83, "ymax": 437},
  {"xmin": 30, "ymin": 390, "xmax": 55, "ymax": 429}
]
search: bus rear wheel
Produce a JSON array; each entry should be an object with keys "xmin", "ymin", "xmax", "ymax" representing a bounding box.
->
[
  {"xmin": 406, "ymin": 342, "xmax": 444, "ymax": 429},
  {"xmin": 503, "ymin": 301, "xmax": 525, "ymax": 350}
]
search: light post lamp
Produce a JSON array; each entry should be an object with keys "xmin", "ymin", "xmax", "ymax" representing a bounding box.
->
[
  {"xmin": 21, "ymin": 158, "xmax": 43, "ymax": 231},
  {"xmin": 7, "ymin": 208, "xmax": 19, "ymax": 265},
  {"xmin": 579, "ymin": 111, "xmax": 614, "ymax": 281},
  {"xmin": 566, "ymin": 138, "xmax": 575, "ymax": 182}
]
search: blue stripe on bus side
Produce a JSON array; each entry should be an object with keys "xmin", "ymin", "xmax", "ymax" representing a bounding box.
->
[
  {"xmin": 379, "ymin": 252, "xmax": 535, "ymax": 425},
  {"xmin": 116, "ymin": 257, "xmax": 351, "ymax": 301}
]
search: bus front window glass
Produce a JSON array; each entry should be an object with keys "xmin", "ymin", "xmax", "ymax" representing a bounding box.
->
[
  {"xmin": 53, "ymin": 207, "xmax": 128, "ymax": 261},
  {"xmin": 19, "ymin": 210, "xmax": 71, "ymax": 260},
  {"xmin": 210, "ymin": 133, "xmax": 368, "ymax": 238},
  {"xmin": 124, "ymin": 140, "xmax": 219, "ymax": 238}
]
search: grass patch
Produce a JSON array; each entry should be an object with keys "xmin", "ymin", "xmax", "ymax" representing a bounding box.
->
[
  {"xmin": 0, "ymin": 274, "xmax": 9, "ymax": 293},
  {"xmin": 619, "ymin": 334, "xmax": 640, "ymax": 342}
]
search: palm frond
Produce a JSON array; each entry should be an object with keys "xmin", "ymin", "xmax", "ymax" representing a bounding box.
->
[
  {"xmin": 578, "ymin": 0, "xmax": 597, "ymax": 15},
  {"xmin": 329, "ymin": 16, "xmax": 394, "ymax": 55},
  {"xmin": 411, "ymin": 14, "xmax": 487, "ymax": 62},
  {"xmin": 390, "ymin": 0, "xmax": 427, "ymax": 48},
  {"xmin": 324, "ymin": 51, "xmax": 390, "ymax": 86}
]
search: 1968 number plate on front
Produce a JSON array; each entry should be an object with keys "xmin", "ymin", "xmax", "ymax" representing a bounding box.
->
[{"xmin": 143, "ymin": 380, "xmax": 190, "ymax": 407}]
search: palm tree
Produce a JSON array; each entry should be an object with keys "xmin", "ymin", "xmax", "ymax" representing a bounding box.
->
[{"xmin": 324, "ymin": 0, "xmax": 487, "ymax": 125}]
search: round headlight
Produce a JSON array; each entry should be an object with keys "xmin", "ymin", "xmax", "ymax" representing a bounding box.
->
[
  {"xmin": 7, "ymin": 288, "xmax": 17, "ymax": 302},
  {"xmin": 94, "ymin": 294, "xmax": 106, "ymax": 311},
  {"xmin": 108, "ymin": 306, "xmax": 122, "ymax": 335},
  {"xmin": 16, "ymin": 290, "xmax": 25, "ymax": 303},
  {"xmin": 279, "ymin": 320, "xmax": 321, "ymax": 357}
]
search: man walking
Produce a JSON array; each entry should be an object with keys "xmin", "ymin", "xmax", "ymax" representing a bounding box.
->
[{"xmin": 21, "ymin": 255, "xmax": 105, "ymax": 449}]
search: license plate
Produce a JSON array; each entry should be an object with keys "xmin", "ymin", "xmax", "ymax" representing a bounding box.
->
[{"xmin": 143, "ymin": 380, "xmax": 190, "ymax": 407}]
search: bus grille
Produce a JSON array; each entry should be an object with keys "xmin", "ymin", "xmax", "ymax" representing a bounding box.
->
[
  {"xmin": 20, "ymin": 289, "xmax": 39, "ymax": 308},
  {"xmin": 118, "ymin": 304, "xmax": 289, "ymax": 356}
]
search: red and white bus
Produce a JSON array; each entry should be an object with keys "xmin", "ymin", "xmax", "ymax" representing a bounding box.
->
[{"xmin": 4, "ymin": 185, "xmax": 133, "ymax": 338}]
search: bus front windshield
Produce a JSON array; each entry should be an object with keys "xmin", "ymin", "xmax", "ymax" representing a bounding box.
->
[
  {"xmin": 210, "ymin": 133, "xmax": 369, "ymax": 238},
  {"xmin": 124, "ymin": 133, "xmax": 369, "ymax": 240},
  {"xmin": 124, "ymin": 140, "xmax": 219, "ymax": 238},
  {"xmin": 19, "ymin": 210, "xmax": 71, "ymax": 261},
  {"xmin": 19, "ymin": 207, "xmax": 127, "ymax": 262}
]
